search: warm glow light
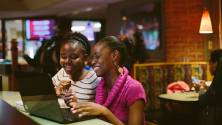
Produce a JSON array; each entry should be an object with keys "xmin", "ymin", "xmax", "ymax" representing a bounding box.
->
[
  {"xmin": 199, "ymin": 8, "xmax": 213, "ymax": 34},
  {"xmin": 71, "ymin": 26, "xmax": 85, "ymax": 32}
]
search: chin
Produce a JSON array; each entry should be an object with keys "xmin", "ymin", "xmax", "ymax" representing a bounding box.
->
[
  {"xmin": 95, "ymin": 72, "xmax": 102, "ymax": 77},
  {"xmin": 94, "ymin": 71, "xmax": 103, "ymax": 77}
]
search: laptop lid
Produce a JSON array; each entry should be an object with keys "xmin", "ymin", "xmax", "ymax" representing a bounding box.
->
[{"xmin": 15, "ymin": 71, "xmax": 70, "ymax": 123}]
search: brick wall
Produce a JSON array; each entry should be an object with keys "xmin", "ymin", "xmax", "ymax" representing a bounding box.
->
[
  {"xmin": 165, "ymin": 0, "xmax": 206, "ymax": 62},
  {"xmin": 106, "ymin": 0, "xmax": 219, "ymax": 62}
]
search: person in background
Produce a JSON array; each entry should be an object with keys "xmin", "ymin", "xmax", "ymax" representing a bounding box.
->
[
  {"xmin": 132, "ymin": 30, "xmax": 149, "ymax": 63},
  {"xmin": 208, "ymin": 49, "xmax": 222, "ymax": 76},
  {"xmin": 71, "ymin": 36, "xmax": 147, "ymax": 125},
  {"xmin": 118, "ymin": 36, "xmax": 134, "ymax": 73},
  {"xmin": 52, "ymin": 32, "xmax": 100, "ymax": 106},
  {"xmin": 23, "ymin": 21, "xmax": 71, "ymax": 76},
  {"xmin": 23, "ymin": 37, "xmax": 61, "ymax": 76},
  {"xmin": 119, "ymin": 21, "xmax": 148, "ymax": 73},
  {"xmin": 199, "ymin": 49, "xmax": 222, "ymax": 125}
]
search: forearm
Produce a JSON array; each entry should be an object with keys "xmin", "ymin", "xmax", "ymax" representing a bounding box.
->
[
  {"xmin": 199, "ymin": 85, "xmax": 216, "ymax": 107},
  {"xmin": 102, "ymin": 108, "xmax": 124, "ymax": 125}
]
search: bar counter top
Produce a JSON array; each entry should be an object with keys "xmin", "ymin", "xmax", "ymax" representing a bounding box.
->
[{"xmin": 0, "ymin": 91, "xmax": 112, "ymax": 125}]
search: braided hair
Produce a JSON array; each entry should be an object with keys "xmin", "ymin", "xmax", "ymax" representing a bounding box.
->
[{"xmin": 60, "ymin": 32, "xmax": 91, "ymax": 56}]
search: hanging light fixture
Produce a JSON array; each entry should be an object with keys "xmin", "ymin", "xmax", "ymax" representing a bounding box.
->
[{"xmin": 199, "ymin": 8, "xmax": 213, "ymax": 34}]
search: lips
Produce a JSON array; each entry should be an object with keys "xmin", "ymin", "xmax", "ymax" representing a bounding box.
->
[
  {"xmin": 93, "ymin": 65, "xmax": 100, "ymax": 73},
  {"xmin": 64, "ymin": 65, "xmax": 72, "ymax": 73}
]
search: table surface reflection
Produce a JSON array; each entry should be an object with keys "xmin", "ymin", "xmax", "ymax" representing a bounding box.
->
[{"xmin": 158, "ymin": 91, "xmax": 199, "ymax": 102}]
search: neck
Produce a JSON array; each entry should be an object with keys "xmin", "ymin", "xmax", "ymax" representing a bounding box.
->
[
  {"xmin": 72, "ymin": 68, "xmax": 85, "ymax": 81},
  {"xmin": 103, "ymin": 69, "xmax": 120, "ymax": 91}
]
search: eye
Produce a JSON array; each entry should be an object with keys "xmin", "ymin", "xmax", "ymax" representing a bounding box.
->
[
  {"xmin": 60, "ymin": 54, "xmax": 67, "ymax": 59},
  {"xmin": 93, "ymin": 53, "xmax": 101, "ymax": 60},
  {"xmin": 69, "ymin": 54, "xmax": 78, "ymax": 59}
]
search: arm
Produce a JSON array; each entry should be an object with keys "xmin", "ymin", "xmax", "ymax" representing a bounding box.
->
[
  {"xmin": 128, "ymin": 100, "xmax": 145, "ymax": 125},
  {"xmin": 199, "ymin": 81, "xmax": 222, "ymax": 107},
  {"xmin": 102, "ymin": 106, "xmax": 124, "ymax": 125},
  {"xmin": 71, "ymin": 100, "xmax": 145, "ymax": 125},
  {"xmin": 71, "ymin": 102, "xmax": 124, "ymax": 125},
  {"xmin": 199, "ymin": 61, "xmax": 222, "ymax": 107},
  {"xmin": 199, "ymin": 83, "xmax": 216, "ymax": 107}
]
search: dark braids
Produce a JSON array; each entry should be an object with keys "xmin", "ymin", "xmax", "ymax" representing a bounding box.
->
[
  {"xmin": 60, "ymin": 32, "xmax": 91, "ymax": 56},
  {"xmin": 97, "ymin": 36, "xmax": 129, "ymax": 67}
]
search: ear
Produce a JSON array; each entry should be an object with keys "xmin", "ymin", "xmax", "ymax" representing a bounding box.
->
[
  {"xmin": 84, "ymin": 53, "xmax": 89, "ymax": 59},
  {"xmin": 111, "ymin": 50, "xmax": 120, "ymax": 63},
  {"xmin": 83, "ymin": 54, "xmax": 89, "ymax": 64}
]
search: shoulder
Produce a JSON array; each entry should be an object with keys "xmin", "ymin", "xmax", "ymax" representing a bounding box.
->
[
  {"xmin": 126, "ymin": 76, "xmax": 144, "ymax": 90},
  {"xmin": 81, "ymin": 69, "xmax": 101, "ymax": 85},
  {"xmin": 124, "ymin": 76, "xmax": 147, "ymax": 106}
]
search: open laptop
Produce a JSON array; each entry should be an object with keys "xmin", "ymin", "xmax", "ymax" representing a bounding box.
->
[{"xmin": 15, "ymin": 71, "xmax": 91, "ymax": 123}]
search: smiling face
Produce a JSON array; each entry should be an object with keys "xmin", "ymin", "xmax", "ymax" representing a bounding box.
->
[
  {"xmin": 91, "ymin": 43, "xmax": 116, "ymax": 77},
  {"xmin": 60, "ymin": 41, "xmax": 86, "ymax": 75}
]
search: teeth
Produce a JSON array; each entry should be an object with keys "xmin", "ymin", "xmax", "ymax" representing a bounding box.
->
[{"xmin": 65, "ymin": 66, "xmax": 72, "ymax": 68}]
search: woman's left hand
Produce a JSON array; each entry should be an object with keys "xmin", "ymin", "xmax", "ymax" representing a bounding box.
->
[
  {"xmin": 63, "ymin": 89, "xmax": 77, "ymax": 107},
  {"xmin": 71, "ymin": 102, "xmax": 107, "ymax": 117}
]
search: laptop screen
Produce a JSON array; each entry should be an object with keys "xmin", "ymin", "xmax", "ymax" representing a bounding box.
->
[
  {"xmin": 15, "ymin": 71, "xmax": 55, "ymax": 96},
  {"xmin": 15, "ymin": 71, "xmax": 93, "ymax": 123}
]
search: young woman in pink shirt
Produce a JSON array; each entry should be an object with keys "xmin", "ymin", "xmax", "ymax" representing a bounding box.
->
[{"xmin": 71, "ymin": 36, "xmax": 146, "ymax": 125}]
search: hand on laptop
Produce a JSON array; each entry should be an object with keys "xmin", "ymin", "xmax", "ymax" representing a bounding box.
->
[
  {"xmin": 70, "ymin": 102, "xmax": 107, "ymax": 117},
  {"xmin": 63, "ymin": 89, "xmax": 77, "ymax": 107}
]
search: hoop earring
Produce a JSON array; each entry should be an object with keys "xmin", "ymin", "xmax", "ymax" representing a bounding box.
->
[
  {"xmin": 84, "ymin": 61, "xmax": 88, "ymax": 66},
  {"xmin": 113, "ymin": 62, "xmax": 123, "ymax": 75}
]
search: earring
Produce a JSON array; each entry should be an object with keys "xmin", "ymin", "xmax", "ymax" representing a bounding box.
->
[
  {"xmin": 118, "ymin": 67, "xmax": 124, "ymax": 75},
  {"xmin": 84, "ymin": 61, "xmax": 88, "ymax": 65},
  {"xmin": 113, "ymin": 62, "xmax": 117, "ymax": 67},
  {"xmin": 114, "ymin": 62, "xmax": 123, "ymax": 75}
]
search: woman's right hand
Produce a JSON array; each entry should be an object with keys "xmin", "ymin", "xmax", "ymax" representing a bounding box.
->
[
  {"xmin": 54, "ymin": 80, "xmax": 71, "ymax": 96},
  {"xmin": 71, "ymin": 102, "xmax": 107, "ymax": 117}
]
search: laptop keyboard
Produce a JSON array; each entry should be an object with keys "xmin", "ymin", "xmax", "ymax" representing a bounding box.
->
[{"xmin": 61, "ymin": 108, "xmax": 78, "ymax": 121}]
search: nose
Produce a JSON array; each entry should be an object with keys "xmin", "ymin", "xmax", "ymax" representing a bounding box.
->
[
  {"xmin": 91, "ymin": 58, "xmax": 97, "ymax": 66},
  {"xmin": 64, "ymin": 57, "xmax": 72, "ymax": 64}
]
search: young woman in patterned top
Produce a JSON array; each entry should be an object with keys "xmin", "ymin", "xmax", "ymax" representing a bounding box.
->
[{"xmin": 52, "ymin": 32, "xmax": 100, "ymax": 105}]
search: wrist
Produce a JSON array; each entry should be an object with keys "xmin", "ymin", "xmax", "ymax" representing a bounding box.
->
[{"xmin": 101, "ymin": 106, "xmax": 109, "ymax": 117}]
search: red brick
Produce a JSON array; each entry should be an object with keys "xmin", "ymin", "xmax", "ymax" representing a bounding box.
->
[{"xmin": 165, "ymin": 0, "xmax": 205, "ymax": 62}]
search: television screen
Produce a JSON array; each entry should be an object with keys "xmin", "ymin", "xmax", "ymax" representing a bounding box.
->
[
  {"xmin": 24, "ymin": 40, "xmax": 42, "ymax": 58},
  {"xmin": 120, "ymin": 20, "xmax": 160, "ymax": 51},
  {"xmin": 142, "ymin": 23, "xmax": 160, "ymax": 50},
  {"xmin": 26, "ymin": 19, "xmax": 55, "ymax": 40},
  {"xmin": 120, "ymin": 2, "xmax": 161, "ymax": 51},
  {"xmin": 71, "ymin": 21, "xmax": 102, "ymax": 41}
]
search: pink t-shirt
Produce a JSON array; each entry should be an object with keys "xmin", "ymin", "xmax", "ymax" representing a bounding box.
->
[{"xmin": 96, "ymin": 67, "xmax": 147, "ymax": 124}]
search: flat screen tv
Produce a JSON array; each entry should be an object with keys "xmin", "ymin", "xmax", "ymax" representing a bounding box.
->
[
  {"xmin": 71, "ymin": 20, "xmax": 102, "ymax": 42},
  {"xmin": 120, "ymin": 1, "xmax": 164, "ymax": 61},
  {"xmin": 141, "ymin": 20, "xmax": 160, "ymax": 50},
  {"xmin": 120, "ymin": 2, "xmax": 162, "ymax": 51},
  {"xmin": 26, "ymin": 19, "xmax": 55, "ymax": 40}
]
